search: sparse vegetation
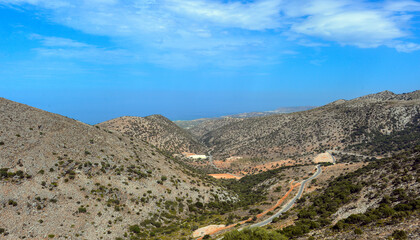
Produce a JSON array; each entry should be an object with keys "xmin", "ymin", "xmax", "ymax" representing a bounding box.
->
[
  {"xmin": 78, "ymin": 207, "xmax": 87, "ymax": 213},
  {"xmin": 1, "ymin": 91, "xmax": 419, "ymax": 240},
  {"xmin": 224, "ymin": 228, "xmax": 288, "ymax": 240}
]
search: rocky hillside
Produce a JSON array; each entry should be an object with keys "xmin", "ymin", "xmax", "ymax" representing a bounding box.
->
[
  {"xmin": 187, "ymin": 117, "xmax": 244, "ymax": 139},
  {"xmin": 176, "ymin": 106, "xmax": 315, "ymax": 138},
  {"xmin": 97, "ymin": 115, "xmax": 207, "ymax": 154},
  {"xmin": 0, "ymin": 98, "xmax": 232, "ymax": 240},
  {"xmin": 281, "ymin": 147, "xmax": 420, "ymax": 240},
  {"xmin": 201, "ymin": 90, "xmax": 420, "ymax": 159}
]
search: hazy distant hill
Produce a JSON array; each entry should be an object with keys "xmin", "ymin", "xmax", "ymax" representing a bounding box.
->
[
  {"xmin": 97, "ymin": 115, "xmax": 207, "ymax": 154},
  {"xmin": 0, "ymin": 98, "xmax": 231, "ymax": 240},
  {"xmin": 200, "ymin": 90, "xmax": 420, "ymax": 159},
  {"xmin": 176, "ymin": 106, "xmax": 316, "ymax": 138}
]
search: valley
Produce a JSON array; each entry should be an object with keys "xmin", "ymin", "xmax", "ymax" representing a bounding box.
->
[{"xmin": 0, "ymin": 90, "xmax": 419, "ymax": 240}]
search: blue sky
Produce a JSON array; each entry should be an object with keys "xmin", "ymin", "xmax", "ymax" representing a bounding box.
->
[{"xmin": 1, "ymin": 0, "xmax": 420, "ymax": 124}]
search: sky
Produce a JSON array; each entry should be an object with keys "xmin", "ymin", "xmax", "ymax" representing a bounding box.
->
[{"xmin": 1, "ymin": 0, "xmax": 420, "ymax": 124}]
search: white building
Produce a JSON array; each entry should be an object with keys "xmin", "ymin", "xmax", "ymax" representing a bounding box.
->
[{"xmin": 188, "ymin": 155, "xmax": 208, "ymax": 160}]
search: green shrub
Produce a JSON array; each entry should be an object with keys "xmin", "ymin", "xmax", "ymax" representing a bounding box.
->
[
  {"xmin": 392, "ymin": 230, "xmax": 407, "ymax": 240},
  {"xmin": 129, "ymin": 225, "xmax": 141, "ymax": 234},
  {"xmin": 78, "ymin": 207, "xmax": 87, "ymax": 213},
  {"xmin": 224, "ymin": 228, "xmax": 287, "ymax": 240},
  {"xmin": 8, "ymin": 200, "xmax": 17, "ymax": 206}
]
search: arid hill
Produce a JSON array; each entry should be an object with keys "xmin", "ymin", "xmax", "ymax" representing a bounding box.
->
[
  {"xmin": 97, "ymin": 115, "xmax": 207, "ymax": 154},
  {"xmin": 220, "ymin": 148, "xmax": 420, "ymax": 240},
  {"xmin": 186, "ymin": 117, "xmax": 244, "ymax": 139},
  {"xmin": 176, "ymin": 106, "xmax": 315, "ymax": 139},
  {"xmin": 284, "ymin": 147, "xmax": 420, "ymax": 240},
  {"xmin": 200, "ymin": 90, "xmax": 420, "ymax": 159},
  {"xmin": 0, "ymin": 98, "xmax": 232, "ymax": 240}
]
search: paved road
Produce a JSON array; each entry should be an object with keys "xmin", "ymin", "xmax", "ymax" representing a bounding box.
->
[
  {"xmin": 207, "ymin": 150, "xmax": 221, "ymax": 171},
  {"xmin": 213, "ymin": 164, "xmax": 322, "ymax": 240},
  {"xmin": 326, "ymin": 150, "xmax": 337, "ymax": 164},
  {"xmin": 248, "ymin": 164, "xmax": 322, "ymax": 228}
]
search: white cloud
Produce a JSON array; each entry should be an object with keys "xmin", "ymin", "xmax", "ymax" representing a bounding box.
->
[
  {"xmin": 30, "ymin": 34, "xmax": 92, "ymax": 48},
  {"xmin": 292, "ymin": 10, "xmax": 405, "ymax": 48},
  {"xmin": 28, "ymin": 34, "xmax": 134, "ymax": 64},
  {"xmin": 0, "ymin": 0, "xmax": 71, "ymax": 9},
  {"xmin": 2, "ymin": 0, "xmax": 420, "ymax": 67},
  {"xmin": 284, "ymin": 0, "xmax": 418, "ymax": 49},
  {"xmin": 164, "ymin": 0, "xmax": 284, "ymax": 30},
  {"xmin": 394, "ymin": 42, "xmax": 420, "ymax": 52},
  {"xmin": 384, "ymin": 0, "xmax": 420, "ymax": 11},
  {"xmin": 33, "ymin": 47, "xmax": 135, "ymax": 64}
]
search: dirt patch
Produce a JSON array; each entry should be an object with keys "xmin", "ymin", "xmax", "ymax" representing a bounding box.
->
[
  {"xmin": 193, "ymin": 225, "xmax": 225, "ymax": 238},
  {"xmin": 313, "ymin": 153, "xmax": 333, "ymax": 163},
  {"xmin": 208, "ymin": 174, "xmax": 242, "ymax": 179},
  {"xmin": 251, "ymin": 160, "xmax": 296, "ymax": 171},
  {"xmin": 214, "ymin": 158, "xmax": 297, "ymax": 175}
]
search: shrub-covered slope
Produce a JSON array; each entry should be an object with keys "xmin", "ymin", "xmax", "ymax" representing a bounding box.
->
[
  {"xmin": 201, "ymin": 90, "xmax": 420, "ymax": 159},
  {"xmin": 97, "ymin": 115, "xmax": 207, "ymax": 154},
  {"xmin": 0, "ymin": 97, "xmax": 231, "ymax": 240}
]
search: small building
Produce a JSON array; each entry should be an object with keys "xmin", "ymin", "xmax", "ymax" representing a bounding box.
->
[
  {"xmin": 188, "ymin": 155, "xmax": 208, "ymax": 160},
  {"xmin": 181, "ymin": 152, "xmax": 208, "ymax": 160}
]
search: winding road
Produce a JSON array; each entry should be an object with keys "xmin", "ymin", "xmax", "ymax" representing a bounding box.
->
[
  {"xmin": 197, "ymin": 151, "xmax": 334, "ymax": 240},
  {"xmin": 249, "ymin": 165, "xmax": 322, "ymax": 228},
  {"xmin": 207, "ymin": 150, "xmax": 221, "ymax": 171},
  {"xmin": 326, "ymin": 150, "xmax": 337, "ymax": 164}
]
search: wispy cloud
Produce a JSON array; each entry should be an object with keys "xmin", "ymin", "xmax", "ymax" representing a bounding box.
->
[
  {"xmin": 2, "ymin": 0, "xmax": 420, "ymax": 67},
  {"xmin": 164, "ymin": 0, "xmax": 283, "ymax": 30},
  {"xmin": 394, "ymin": 42, "xmax": 420, "ymax": 52},
  {"xmin": 29, "ymin": 34, "xmax": 134, "ymax": 64},
  {"xmin": 30, "ymin": 34, "xmax": 92, "ymax": 48},
  {"xmin": 283, "ymin": 0, "xmax": 419, "ymax": 49}
]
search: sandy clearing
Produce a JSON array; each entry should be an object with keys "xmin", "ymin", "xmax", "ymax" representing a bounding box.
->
[
  {"xmin": 214, "ymin": 159, "xmax": 295, "ymax": 171},
  {"xmin": 193, "ymin": 225, "xmax": 226, "ymax": 238},
  {"xmin": 252, "ymin": 160, "xmax": 296, "ymax": 171},
  {"xmin": 314, "ymin": 152, "xmax": 334, "ymax": 163},
  {"xmin": 208, "ymin": 173, "xmax": 242, "ymax": 179}
]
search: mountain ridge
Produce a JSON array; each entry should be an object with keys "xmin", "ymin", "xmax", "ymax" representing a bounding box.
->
[
  {"xmin": 0, "ymin": 97, "xmax": 231, "ymax": 240},
  {"xmin": 176, "ymin": 106, "xmax": 316, "ymax": 138},
  {"xmin": 97, "ymin": 114, "xmax": 207, "ymax": 154},
  {"xmin": 199, "ymin": 90, "xmax": 420, "ymax": 160}
]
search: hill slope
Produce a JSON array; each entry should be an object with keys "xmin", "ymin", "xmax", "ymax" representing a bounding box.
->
[
  {"xmin": 0, "ymin": 98, "xmax": 231, "ymax": 240},
  {"xmin": 97, "ymin": 115, "xmax": 207, "ymax": 154},
  {"xmin": 201, "ymin": 90, "xmax": 420, "ymax": 159},
  {"xmin": 282, "ymin": 147, "xmax": 420, "ymax": 240},
  {"xmin": 175, "ymin": 106, "xmax": 316, "ymax": 138},
  {"xmin": 220, "ymin": 147, "xmax": 420, "ymax": 240}
]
